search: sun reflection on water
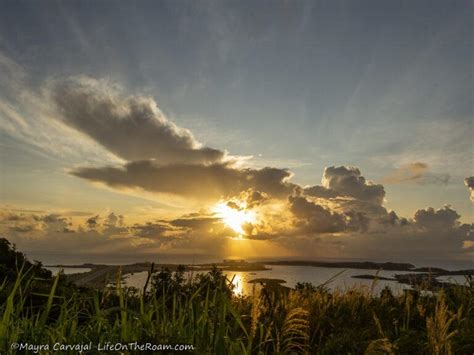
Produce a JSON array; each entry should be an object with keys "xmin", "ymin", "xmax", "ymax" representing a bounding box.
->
[{"xmin": 228, "ymin": 273, "xmax": 244, "ymax": 296}]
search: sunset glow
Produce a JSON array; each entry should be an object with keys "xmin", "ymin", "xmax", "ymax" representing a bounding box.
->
[
  {"xmin": 214, "ymin": 202, "xmax": 256, "ymax": 236},
  {"xmin": 0, "ymin": 3, "xmax": 472, "ymax": 352},
  {"xmin": 0, "ymin": 0, "xmax": 471, "ymax": 263}
]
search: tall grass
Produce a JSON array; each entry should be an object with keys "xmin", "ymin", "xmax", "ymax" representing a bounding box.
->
[{"xmin": 0, "ymin": 269, "xmax": 473, "ymax": 354}]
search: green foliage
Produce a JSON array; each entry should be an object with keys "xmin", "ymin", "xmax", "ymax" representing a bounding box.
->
[
  {"xmin": 0, "ymin": 238, "xmax": 52, "ymax": 281},
  {"xmin": 0, "ymin": 271, "xmax": 472, "ymax": 354}
]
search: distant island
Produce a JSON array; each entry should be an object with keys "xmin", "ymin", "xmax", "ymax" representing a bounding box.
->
[{"xmin": 264, "ymin": 260, "xmax": 416, "ymax": 271}]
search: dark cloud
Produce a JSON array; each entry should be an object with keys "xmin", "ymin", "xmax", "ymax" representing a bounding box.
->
[
  {"xmin": 131, "ymin": 222, "xmax": 174, "ymax": 239},
  {"xmin": 3, "ymin": 213, "xmax": 74, "ymax": 234},
  {"xmin": 9, "ymin": 225, "xmax": 36, "ymax": 233},
  {"xmin": 381, "ymin": 210, "xmax": 401, "ymax": 226},
  {"xmin": 51, "ymin": 77, "xmax": 226, "ymax": 165},
  {"xmin": 383, "ymin": 162, "xmax": 449, "ymax": 185},
  {"xmin": 169, "ymin": 216, "xmax": 219, "ymax": 230},
  {"xmin": 344, "ymin": 223, "xmax": 472, "ymax": 262},
  {"xmin": 71, "ymin": 160, "xmax": 297, "ymax": 200},
  {"xmin": 465, "ymin": 176, "xmax": 474, "ymax": 201},
  {"xmin": 288, "ymin": 196, "xmax": 346, "ymax": 234},
  {"xmin": 344, "ymin": 211, "xmax": 370, "ymax": 232},
  {"xmin": 4, "ymin": 213, "xmax": 28, "ymax": 221},
  {"xmin": 86, "ymin": 215, "xmax": 99, "ymax": 229},
  {"xmin": 322, "ymin": 166, "xmax": 385, "ymax": 204},
  {"xmin": 40, "ymin": 214, "xmax": 65, "ymax": 224},
  {"xmin": 335, "ymin": 198, "xmax": 392, "ymax": 224},
  {"xmin": 414, "ymin": 206, "xmax": 461, "ymax": 230},
  {"xmin": 303, "ymin": 185, "xmax": 339, "ymax": 199},
  {"xmin": 39, "ymin": 214, "xmax": 73, "ymax": 233}
]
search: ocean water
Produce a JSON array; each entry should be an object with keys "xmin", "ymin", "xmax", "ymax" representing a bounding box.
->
[
  {"xmin": 121, "ymin": 265, "xmax": 424, "ymax": 295},
  {"xmin": 44, "ymin": 264, "xmax": 471, "ymax": 296},
  {"xmin": 437, "ymin": 275, "xmax": 471, "ymax": 285},
  {"xmin": 45, "ymin": 267, "xmax": 91, "ymax": 275}
]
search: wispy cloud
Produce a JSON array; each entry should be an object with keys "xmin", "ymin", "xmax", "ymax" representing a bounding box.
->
[
  {"xmin": 382, "ymin": 162, "xmax": 450, "ymax": 185},
  {"xmin": 0, "ymin": 53, "xmax": 118, "ymax": 166}
]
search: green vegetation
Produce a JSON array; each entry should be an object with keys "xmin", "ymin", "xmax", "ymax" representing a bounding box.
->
[{"xmin": 1, "ymin": 238, "xmax": 473, "ymax": 354}]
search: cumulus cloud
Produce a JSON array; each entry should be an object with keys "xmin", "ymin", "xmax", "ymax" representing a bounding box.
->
[
  {"xmin": 240, "ymin": 189, "xmax": 269, "ymax": 208},
  {"xmin": 71, "ymin": 160, "xmax": 297, "ymax": 200},
  {"xmin": 343, "ymin": 205, "xmax": 473, "ymax": 260},
  {"xmin": 4, "ymin": 151, "xmax": 470, "ymax": 261},
  {"xmin": 465, "ymin": 176, "xmax": 474, "ymax": 201},
  {"xmin": 50, "ymin": 77, "xmax": 226, "ymax": 165},
  {"xmin": 288, "ymin": 196, "xmax": 346, "ymax": 233},
  {"xmin": 413, "ymin": 206, "xmax": 461, "ymax": 230},
  {"xmin": 0, "ymin": 207, "xmax": 245, "ymax": 258},
  {"xmin": 383, "ymin": 162, "xmax": 450, "ymax": 185},
  {"xmin": 303, "ymin": 185, "xmax": 339, "ymax": 199},
  {"xmin": 304, "ymin": 166, "xmax": 385, "ymax": 205},
  {"xmin": 1, "ymin": 190, "xmax": 472, "ymax": 261},
  {"xmin": 341, "ymin": 223, "xmax": 472, "ymax": 262},
  {"xmin": 0, "ymin": 210, "xmax": 179, "ymax": 257}
]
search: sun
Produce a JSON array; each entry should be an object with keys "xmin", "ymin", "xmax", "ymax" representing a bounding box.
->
[{"xmin": 214, "ymin": 202, "xmax": 256, "ymax": 236}]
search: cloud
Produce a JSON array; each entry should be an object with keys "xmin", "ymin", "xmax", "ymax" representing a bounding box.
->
[
  {"xmin": 1, "ymin": 191, "xmax": 472, "ymax": 261},
  {"xmin": 1, "ymin": 55, "xmax": 471, "ymax": 261},
  {"xmin": 2, "ymin": 212, "xmax": 74, "ymax": 235},
  {"xmin": 0, "ymin": 209, "xmax": 178, "ymax": 256},
  {"xmin": 383, "ymin": 162, "xmax": 450, "ymax": 185},
  {"xmin": 9, "ymin": 225, "xmax": 36, "ymax": 233},
  {"xmin": 288, "ymin": 196, "xmax": 346, "ymax": 233},
  {"xmin": 413, "ymin": 205, "xmax": 461, "ymax": 230},
  {"xmin": 341, "ymin": 222, "xmax": 473, "ymax": 262},
  {"xmin": 303, "ymin": 185, "xmax": 339, "ymax": 199},
  {"xmin": 0, "ymin": 55, "xmax": 117, "ymax": 165},
  {"xmin": 465, "ymin": 176, "xmax": 474, "ymax": 201},
  {"xmin": 304, "ymin": 166, "xmax": 385, "ymax": 205},
  {"xmin": 104, "ymin": 212, "xmax": 123, "ymax": 228},
  {"xmin": 169, "ymin": 216, "xmax": 220, "ymax": 230},
  {"xmin": 131, "ymin": 222, "xmax": 176, "ymax": 239},
  {"xmin": 50, "ymin": 77, "xmax": 226, "ymax": 165},
  {"xmin": 45, "ymin": 77, "xmax": 303, "ymax": 203},
  {"xmin": 4, "ymin": 151, "xmax": 470, "ymax": 261},
  {"xmin": 239, "ymin": 189, "xmax": 269, "ymax": 208},
  {"xmin": 86, "ymin": 215, "xmax": 100, "ymax": 229},
  {"xmin": 71, "ymin": 160, "xmax": 298, "ymax": 201}
]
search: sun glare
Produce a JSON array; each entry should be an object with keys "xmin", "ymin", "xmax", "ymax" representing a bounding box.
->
[{"xmin": 214, "ymin": 202, "xmax": 256, "ymax": 236}]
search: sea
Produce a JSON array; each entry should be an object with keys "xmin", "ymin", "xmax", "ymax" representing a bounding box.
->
[{"xmin": 44, "ymin": 256, "xmax": 473, "ymax": 296}]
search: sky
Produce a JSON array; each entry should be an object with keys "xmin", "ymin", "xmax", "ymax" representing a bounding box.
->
[{"xmin": 0, "ymin": 0, "xmax": 472, "ymax": 264}]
